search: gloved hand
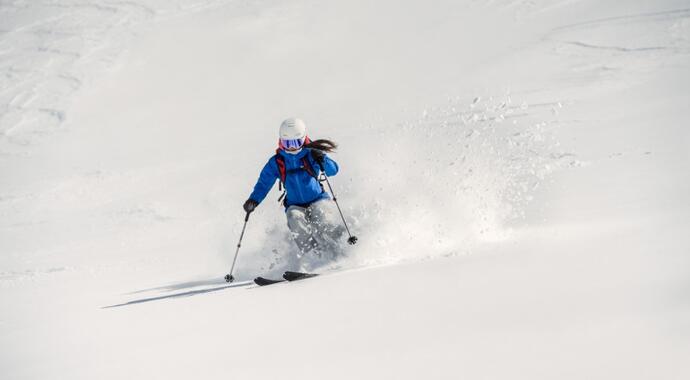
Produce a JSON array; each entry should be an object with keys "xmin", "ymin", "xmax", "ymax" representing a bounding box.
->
[
  {"xmin": 243, "ymin": 199, "xmax": 259, "ymax": 213},
  {"xmin": 311, "ymin": 149, "xmax": 326, "ymax": 164}
]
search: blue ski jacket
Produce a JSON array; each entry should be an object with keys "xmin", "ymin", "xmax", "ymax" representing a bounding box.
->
[{"xmin": 248, "ymin": 148, "xmax": 339, "ymax": 208}]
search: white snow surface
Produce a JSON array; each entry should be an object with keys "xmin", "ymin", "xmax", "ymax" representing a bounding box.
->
[{"xmin": 1, "ymin": 0, "xmax": 689, "ymax": 378}]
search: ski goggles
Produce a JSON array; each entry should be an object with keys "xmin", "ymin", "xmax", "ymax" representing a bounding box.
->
[{"xmin": 280, "ymin": 137, "xmax": 306, "ymax": 150}]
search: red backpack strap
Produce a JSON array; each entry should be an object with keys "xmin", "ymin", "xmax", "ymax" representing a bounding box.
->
[{"xmin": 274, "ymin": 152, "xmax": 286, "ymax": 184}]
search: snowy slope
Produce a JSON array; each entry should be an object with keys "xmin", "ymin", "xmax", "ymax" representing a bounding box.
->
[{"xmin": 1, "ymin": 0, "xmax": 689, "ymax": 379}]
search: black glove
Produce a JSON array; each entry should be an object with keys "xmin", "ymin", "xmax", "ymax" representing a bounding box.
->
[
  {"xmin": 311, "ymin": 149, "xmax": 326, "ymax": 164},
  {"xmin": 243, "ymin": 199, "xmax": 258, "ymax": 213}
]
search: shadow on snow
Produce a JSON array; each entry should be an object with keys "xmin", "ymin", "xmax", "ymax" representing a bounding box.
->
[
  {"xmin": 102, "ymin": 281, "xmax": 252, "ymax": 309},
  {"xmin": 126, "ymin": 278, "xmax": 234, "ymax": 295}
]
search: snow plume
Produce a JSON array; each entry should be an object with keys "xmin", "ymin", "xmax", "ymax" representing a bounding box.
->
[
  {"xmin": 340, "ymin": 93, "xmax": 577, "ymax": 266},
  {"xmin": 231, "ymin": 93, "xmax": 574, "ymax": 277}
]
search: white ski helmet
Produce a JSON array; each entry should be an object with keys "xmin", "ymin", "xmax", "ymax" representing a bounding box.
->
[{"xmin": 278, "ymin": 117, "xmax": 308, "ymax": 152}]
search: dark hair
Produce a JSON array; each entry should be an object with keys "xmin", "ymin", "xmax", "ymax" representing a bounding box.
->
[{"xmin": 304, "ymin": 139, "xmax": 338, "ymax": 153}]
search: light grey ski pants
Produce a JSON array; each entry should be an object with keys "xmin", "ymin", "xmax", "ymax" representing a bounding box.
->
[{"xmin": 286, "ymin": 199, "xmax": 343, "ymax": 256}]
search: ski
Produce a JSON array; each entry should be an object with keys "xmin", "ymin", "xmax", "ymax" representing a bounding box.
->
[
  {"xmin": 253, "ymin": 277, "xmax": 285, "ymax": 286},
  {"xmin": 253, "ymin": 271, "xmax": 318, "ymax": 286},
  {"xmin": 283, "ymin": 271, "xmax": 319, "ymax": 281}
]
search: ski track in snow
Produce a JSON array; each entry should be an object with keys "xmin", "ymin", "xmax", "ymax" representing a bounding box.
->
[{"xmin": 0, "ymin": 0, "xmax": 232, "ymax": 156}]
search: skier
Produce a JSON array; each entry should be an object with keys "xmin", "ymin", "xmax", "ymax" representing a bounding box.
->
[{"xmin": 243, "ymin": 118, "xmax": 344, "ymax": 261}]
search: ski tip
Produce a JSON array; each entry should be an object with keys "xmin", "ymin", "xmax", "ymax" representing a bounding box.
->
[
  {"xmin": 254, "ymin": 277, "xmax": 285, "ymax": 286},
  {"xmin": 282, "ymin": 271, "xmax": 319, "ymax": 281}
]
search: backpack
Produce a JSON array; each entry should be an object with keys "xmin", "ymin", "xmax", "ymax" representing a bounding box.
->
[{"xmin": 274, "ymin": 149, "xmax": 323, "ymax": 205}]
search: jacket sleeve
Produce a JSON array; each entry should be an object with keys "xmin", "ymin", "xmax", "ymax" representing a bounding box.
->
[
  {"xmin": 248, "ymin": 157, "xmax": 279, "ymax": 204},
  {"xmin": 318, "ymin": 154, "xmax": 339, "ymax": 176}
]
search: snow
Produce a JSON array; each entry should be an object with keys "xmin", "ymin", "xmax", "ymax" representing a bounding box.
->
[{"xmin": 1, "ymin": 0, "xmax": 689, "ymax": 378}]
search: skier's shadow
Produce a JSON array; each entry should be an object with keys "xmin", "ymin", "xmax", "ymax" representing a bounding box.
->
[
  {"xmin": 102, "ymin": 278, "xmax": 252, "ymax": 309},
  {"xmin": 127, "ymin": 278, "xmax": 231, "ymax": 295}
]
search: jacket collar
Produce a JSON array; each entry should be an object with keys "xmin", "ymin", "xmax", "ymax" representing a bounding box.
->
[{"xmin": 278, "ymin": 148, "xmax": 308, "ymax": 160}]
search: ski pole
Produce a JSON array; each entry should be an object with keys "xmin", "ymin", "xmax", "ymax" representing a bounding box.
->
[
  {"xmin": 318, "ymin": 162, "xmax": 358, "ymax": 245},
  {"xmin": 225, "ymin": 211, "xmax": 251, "ymax": 282}
]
